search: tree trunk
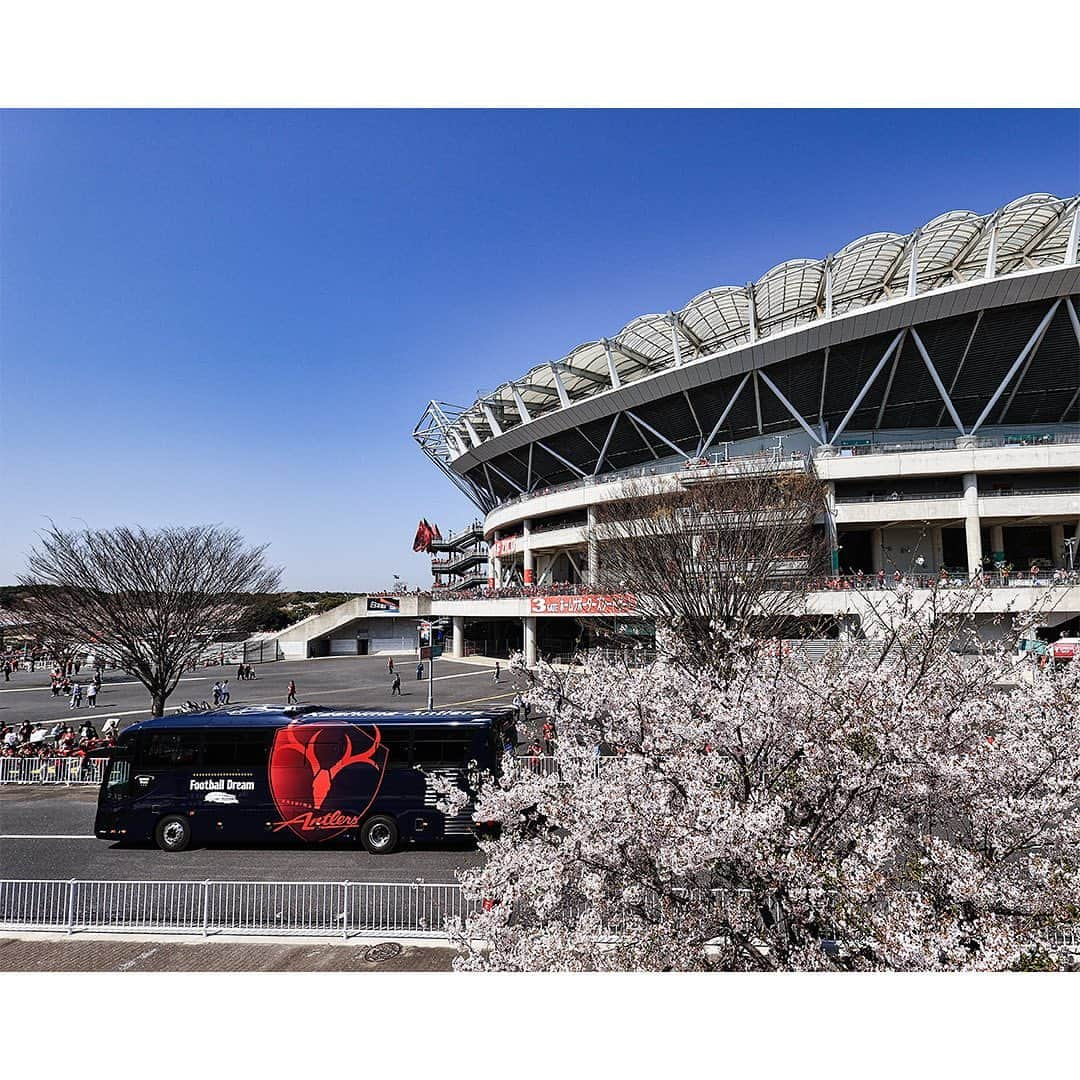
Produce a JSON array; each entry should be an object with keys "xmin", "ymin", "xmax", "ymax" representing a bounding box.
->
[{"xmin": 151, "ymin": 692, "xmax": 167, "ymax": 717}]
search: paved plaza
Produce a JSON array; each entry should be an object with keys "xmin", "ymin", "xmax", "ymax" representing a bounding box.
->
[{"xmin": 0, "ymin": 653, "xmax": 525, "ymax": 733}]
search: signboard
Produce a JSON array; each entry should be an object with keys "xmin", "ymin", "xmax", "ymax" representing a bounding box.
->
[
  {"xmin": 491, "ymin": 537, "xmax": 517, "ymax": 557},
  {"xmin": 367, "ymin": 596, "xmax": 400, "ymax": 613},
  {"xmin": 528, "ymin": 593, "xmax": 636, "ymax": 615},
  {"xmin": 1052, "ymin": 639, "xmax": 1078, "ymax": 660}
]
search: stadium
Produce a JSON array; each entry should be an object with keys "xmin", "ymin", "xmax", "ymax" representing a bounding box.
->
[
  {"xmin": 408, "ymin": 192, "xmax": 1079, "ymax": 658},
  {"xmin": 279, "ymin": 193, "xmax": 1080, "ymax": 663}
]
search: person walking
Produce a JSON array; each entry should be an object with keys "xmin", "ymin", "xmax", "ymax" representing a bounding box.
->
[
  {"xmin": 416, "ymin": 661, "xmax": 424, "ymax": 681},
  {"xmin": 86, "ymin": 682, "xmax": 98, "ymax": 708},
  {"xmin": 493, "ymin": 661, "xmax": 501, "ymax": 684},
  {"xmin": 512, "ymin": 693, "xmax": 522, "ymax": 722},
  {"xmin": 237, "ymin": 664, "xmax": 245, "ymax": 682},
  {"xmin": 287, "ymin": 679, "xmax": 297, "ymax": 705},
  {"xmin": 212, "ymin": 682, "xmax": 222, "ymax": 706},
  {"xmin": 220, "ymin": 679, "xmax": 230, "ymax": 705},
  {"xmin": 70, "ymin": 682, "xmax": 82, "ymax": 709},
  {"xmin": 390, "ymin": 672, "xmax": 402, "ymax": 696},
  {"xmin": 93, "ymin": 669, "xmax": 102, "ymax": 690},
  {"xmin": 387, "ymin": 656, "xmax": 394, "ymax": 674},
  {"xmin": 542, "ymin": 719, "xmax": 556, "ymax": 755},
  {"xmin": 2, "ymin": 660, "xmax": 10, "ymax": 682}
]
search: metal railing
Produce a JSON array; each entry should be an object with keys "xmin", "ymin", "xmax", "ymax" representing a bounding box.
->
[
  {"xmin": 0, "ymin": 757, "xmax": 105, "ymax": 785},
  {"xmin": 0, "ymin": 878, "xmax": 476, "ymax": 939},
  {"xmin": 2, "ymin": 873, "xmax": 1075, "ymax": 956},
  {"xmin": 836, "ymin": 486, "xmax": 1079, "ymax": 504},
  {"xmin": 823, "ymin": 431, "xmax": 1080, "ymax": 458}
]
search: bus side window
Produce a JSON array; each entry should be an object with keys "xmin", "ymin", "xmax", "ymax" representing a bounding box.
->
[
  {"xmin": 203, "ymin": 731, "xmax": 271, "ymax": 768},
  {"xmin": 142, "ymin": 732, "xmax": 201, "ymax": 767},
  {"xmin": 380, "ymin": 729, "xmax": 412, "ymax": 769},
  {"xmin": 203, "ymin": 732, "xmax": 237, "ymax": 768},
  {"xmin": 234, "ymin": 731, "xmax": 271, "ymax": 767},
  {"xmin": 413, "ymin": 735, "xmax": 472, "ymax": 768},
  {"xmin": 105, "ymin": 758, "xmax": 131, "ymax": 797}
]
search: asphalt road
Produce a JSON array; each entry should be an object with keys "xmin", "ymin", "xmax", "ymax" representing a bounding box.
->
[
  {"xmin": 1, "ymin": 654, "xmax": 534, "ymax": 885},
  {"xmin": 0, "ymin": 787, "xmax": 482, "ymax": 882}
]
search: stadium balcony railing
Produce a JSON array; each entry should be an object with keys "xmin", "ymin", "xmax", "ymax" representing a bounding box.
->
[
  {"xmin": 487, "ymin": 432, "xmax": 1080, "ymax": 516},
  {"xmin": 834, "ymin": 485, "xmax": 1079, "ymax": 503},
  {"xmin": 437, "ymin": 569, "xmax": 1080, "ymax": 604}
]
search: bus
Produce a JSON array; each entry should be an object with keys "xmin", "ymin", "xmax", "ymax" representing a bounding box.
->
[{"xmin": 95, "ymin": 705, "xmax": 513, "ymax": 854}]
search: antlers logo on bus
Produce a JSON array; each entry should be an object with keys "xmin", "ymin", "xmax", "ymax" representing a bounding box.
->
[{"xmin": 269, "ymin": 724, "xmax": 388, "ymax": 841}]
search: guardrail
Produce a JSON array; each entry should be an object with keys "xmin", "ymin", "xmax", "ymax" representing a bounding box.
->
[
  {"xmin": 0, "ymin": 878, "xmax": 475, "ymax": 939},
  {"xmin": 0, "ymin": 757, "xmax": 105, "ymax": 785}
]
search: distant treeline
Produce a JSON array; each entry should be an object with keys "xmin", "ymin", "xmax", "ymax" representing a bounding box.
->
[{"xmin": 0, "ymin": 586, "xmax": 359, "ymax": 635}]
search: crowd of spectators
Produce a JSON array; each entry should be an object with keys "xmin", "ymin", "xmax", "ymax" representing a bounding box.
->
[
  {"xmin": 0, "ymin": 717, "xmax": 117, "ymax": 758},
  {"xmin": 810, "ymin": 566, "xmax": 1080, "ymax": 591},
  {"xmin": 441, "ymin": 582, "xmax": 596, "ymax": 601}
]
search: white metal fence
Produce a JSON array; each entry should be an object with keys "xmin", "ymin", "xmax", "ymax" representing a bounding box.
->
[
  {"xmin": 0, "ymin": 757, "xmax": 105, "ymax": 786},
  {"xmin": 0, "ymin": 879, "xmax": 474, "ymax": 939},
  {"xmin": 1, "ymin": 877, "xmax": 1074, "ymax": 955}
]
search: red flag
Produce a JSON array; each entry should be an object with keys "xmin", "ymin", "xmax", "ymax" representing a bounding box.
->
[
  {"xmin": 431, "ymin": 522, "xmax": 443, "ymax": 541},
  {"xmin": 412, "ymin": 520, "xmax": 432, "ymax": 552}
]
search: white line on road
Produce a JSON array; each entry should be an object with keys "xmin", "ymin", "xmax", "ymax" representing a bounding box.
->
[
  {"xmin": 0, "ymin": 834, "xmax": 96, "ymax": 840},
  {"xmin": 0, "ymin": 675, "xmax": 220, "ymax": 694}
]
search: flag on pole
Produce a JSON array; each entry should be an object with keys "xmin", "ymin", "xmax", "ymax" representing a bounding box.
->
[{"xmin": 413, "ymin": 520, "xmax": 440, "ymax": 553}]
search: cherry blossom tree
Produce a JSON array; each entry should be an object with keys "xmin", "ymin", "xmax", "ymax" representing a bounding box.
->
[{"xmin": 455, "ymin": 591, "xmax": 1080, "ymax": 971}]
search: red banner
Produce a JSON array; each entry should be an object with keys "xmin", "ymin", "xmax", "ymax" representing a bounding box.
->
[
  {"xmin": 528, "ymin": 593, "xmax": 636, "ymax": 615},
  {"xmin": 491, "ymin": 537, "xmax": 516, "ymax": 557}
]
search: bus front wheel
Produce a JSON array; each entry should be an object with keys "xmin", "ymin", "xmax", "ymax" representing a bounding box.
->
[
  {"xmin": 155, "ymin": 815, "xmax": 192, "ymax": 852},
  {"xmin": 360, "ymin": 815, "xmax": 398, "ymax": 854}
]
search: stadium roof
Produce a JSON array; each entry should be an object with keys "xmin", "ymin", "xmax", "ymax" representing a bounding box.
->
[{"xmin": 415, "ymin": 192, "xmax": 1080, "ymax": 492}]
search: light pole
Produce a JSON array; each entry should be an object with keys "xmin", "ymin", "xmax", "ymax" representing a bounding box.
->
[
  {"xmin": 1065, "ymin": 537, "xmax": 1077, "ymax": 573},
  {"xmin": 418, "ymin": 619, "xmax": 448, "ymax": 710}
]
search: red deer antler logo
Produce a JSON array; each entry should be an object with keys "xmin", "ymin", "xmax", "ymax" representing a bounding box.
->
[
  {"xmin": 279, "ymin": 725, "xmax": 382, "ymax": 809},
  {"xmin": 269, "ymin": 723, "xmax": 388, "ymax": 841}
]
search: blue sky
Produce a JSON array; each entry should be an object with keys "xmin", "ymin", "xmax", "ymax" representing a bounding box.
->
[{"xmin": 2, "ymin": 109, "xmax": 1077, "ymax": 590}]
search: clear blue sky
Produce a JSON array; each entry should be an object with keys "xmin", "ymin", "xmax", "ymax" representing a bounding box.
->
[{"xmin": 2, "ymin": 109, "xmax": 1077, "ymax": 590}]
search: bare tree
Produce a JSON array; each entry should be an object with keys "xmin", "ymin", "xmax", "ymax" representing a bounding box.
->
[
  {"xmin": 19, "ymin": 525, "xmax": 281, "ymax": 716},
  {"xmin": 594, "ymin": 463, "xmax": 828, "ymax": 668}
]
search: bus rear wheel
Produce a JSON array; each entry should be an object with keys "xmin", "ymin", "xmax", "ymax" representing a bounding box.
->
[
  {"xmin": 155, "ymin": 815, "xmax": 191, "ymax": 852},
  {"xmin": 360, "ymin": 815, "xmax": 399, "ymax": 854}
]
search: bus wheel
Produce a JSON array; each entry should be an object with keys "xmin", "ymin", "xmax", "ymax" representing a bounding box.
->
[
  {"xmin": 360, "ymin": 815, "xmax": 398, "ymax": 854},
  {"xmin": 155, "ymin": 815, "xmax": 191, "ymax": 852}
]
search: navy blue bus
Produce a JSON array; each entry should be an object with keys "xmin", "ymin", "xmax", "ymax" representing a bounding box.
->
[{"xmin": 95, "ymin": 706, "xmax": 511, "ymax": 853}]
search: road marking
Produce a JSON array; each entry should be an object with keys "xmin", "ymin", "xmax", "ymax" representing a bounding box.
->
[
  {"xmin": 0, "ymin": 674, "xmax": 220, "ymax": 695},
  {"xmin": 32, "ymin": 706, "xmax": 152, "ymax": 726},
  {"xmin": 117, "ymin": 945, "xmax": 160, "ymax": 971},
  {"xmin": 424, "ymin": 690, "xmax": 519, "ymax": 709},
  {"xmin": 311, "ymin": 670, "xmax": 491, "ymax": 698},
  {"xmin": 0, "ymin": 834, "xmax": 96, "ymax": 840}
]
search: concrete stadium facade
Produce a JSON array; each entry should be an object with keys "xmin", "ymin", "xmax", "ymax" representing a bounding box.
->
[{"xmin": 277, "ymin": 194, "xmax": 1080, "ymax": 665}]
